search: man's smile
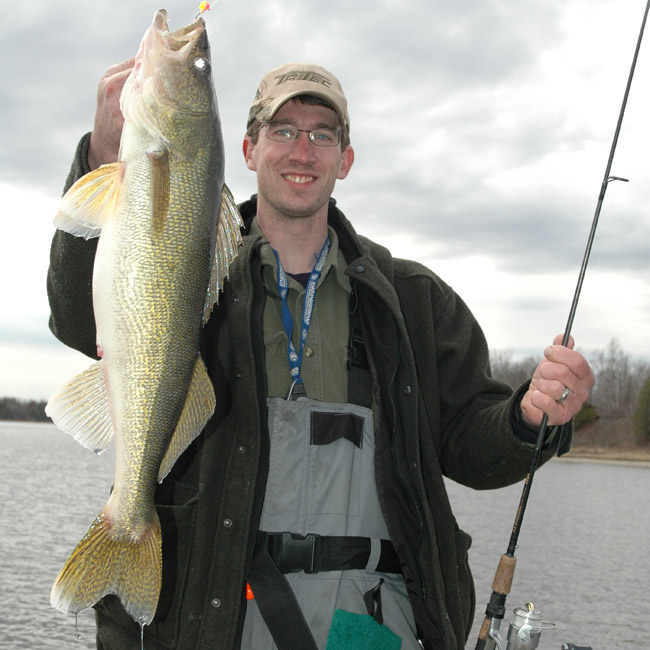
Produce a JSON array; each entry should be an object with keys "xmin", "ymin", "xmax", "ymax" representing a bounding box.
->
[{"xmin": 283, "ymin": 174, "xmax": 316, "ymax": 184}]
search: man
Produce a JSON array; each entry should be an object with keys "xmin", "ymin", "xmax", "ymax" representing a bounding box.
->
[{"xmin": 48, "ymin": 61, "xmax": 594, "ymax": 650}]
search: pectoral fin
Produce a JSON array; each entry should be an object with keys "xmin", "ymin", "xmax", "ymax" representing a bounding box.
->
[
  {"xmin": 158, "ymin": 356, "xmax": 216, "ymax": 482},
  {"xmin": 149, "ymin": 150, "xmax": 170, "ymax": 237},
  {"xmin": 54, "ymin": 162, "xmax": 125, "ymax": 239},
  {"xmin": 45, "ymin": 361, "xmax": 114, "ymax": 454},
  {"xmin": 203, "ymin": 183, "xmax": 244, "ymax": 323}
]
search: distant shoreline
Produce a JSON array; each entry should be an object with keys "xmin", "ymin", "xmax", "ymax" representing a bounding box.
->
[
  {"xmin": 3, "ymin": 420, "xmax": 649, "ymax": 467},
  {"xmin": 0, "ymin": 417, "xmax": 650, "ymax": 467},
  {"xmin": 558, "ymin": 446, "xmax": 650, "ymax": 468},
  {"xmin": 564, "ymin": 417, "xmax": 650, "ymax": 467}
]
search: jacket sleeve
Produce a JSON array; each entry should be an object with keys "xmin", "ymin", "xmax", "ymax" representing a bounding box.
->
[
  {"xmin": 47, "ymin": 132, "xmax": 100, "ymax": 359},
  {"xmin": 396, "ymin": 262, "xmax": 569, "ymax": 490}
]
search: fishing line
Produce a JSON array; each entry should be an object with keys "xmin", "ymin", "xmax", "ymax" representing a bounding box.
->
[
  {"xmin": 475, "ymin": 1, "xmax": 650, "ymax": 647},
  {"xmin": 553, "ymin": 347, "xmax": 580, "ymax": 456}
]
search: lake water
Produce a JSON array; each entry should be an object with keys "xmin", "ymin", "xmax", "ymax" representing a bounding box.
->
[{"xmin": 0, "ymin": 420, "xmax": 648, "ymax": 649}]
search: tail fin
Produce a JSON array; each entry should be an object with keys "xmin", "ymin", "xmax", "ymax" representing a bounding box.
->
[{"xmin": 50, "ymin": 508, "xmax": 162, "ymax": 626}]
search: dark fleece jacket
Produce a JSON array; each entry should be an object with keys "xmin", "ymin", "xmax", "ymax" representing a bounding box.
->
[{"xmin": 47, "ymin": 133, "xmax": 568, "ymax": 650}]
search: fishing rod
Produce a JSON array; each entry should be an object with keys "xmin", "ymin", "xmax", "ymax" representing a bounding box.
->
[{"xmin": 475, "ymin": 2, "xmax": 650, "ymax": 648}]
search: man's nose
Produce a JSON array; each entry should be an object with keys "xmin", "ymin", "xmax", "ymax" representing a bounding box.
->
[{"xmin": 288, "ymin": 130, "xmax": 317, "ymax": 161}]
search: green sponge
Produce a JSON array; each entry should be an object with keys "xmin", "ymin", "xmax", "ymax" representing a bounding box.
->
[{"xmin": 326, "ymin": 609, "xmax": 402, "ymax": 649}]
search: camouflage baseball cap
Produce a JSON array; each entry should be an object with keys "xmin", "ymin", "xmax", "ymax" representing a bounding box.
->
[{"xmin": 247, "ymin": 63, "xmax": 350, "ymax": 136}]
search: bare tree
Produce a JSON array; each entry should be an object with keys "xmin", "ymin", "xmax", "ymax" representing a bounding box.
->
[
  {"xmin": 634, "ymin": 375, "xmax": 650, "ymax": 445},
  {"xmin": 490, "ymin": 339, "xmax": 649, "ymax": 421},
  {"xmin": 586, "ymin": 338, "xmax": 648, "ymax": 417},
  {"xmin": 489, "ymin": 349, "xmax": 538, "ymax": 389}
]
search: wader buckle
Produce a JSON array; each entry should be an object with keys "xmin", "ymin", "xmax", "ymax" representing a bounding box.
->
[{"xmin": 266, "ymin": 532, "xmax": 319, "ymax": 574}]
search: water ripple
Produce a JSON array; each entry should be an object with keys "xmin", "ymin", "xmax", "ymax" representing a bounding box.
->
[{"xmin": 1, "ymin": 421, "xmax": 647, "ymax": 648}]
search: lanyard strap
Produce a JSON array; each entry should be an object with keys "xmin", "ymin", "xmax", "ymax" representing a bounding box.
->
[{"xmin": 272, "ymin": 237, "xmax": 330, "ymax": 399}]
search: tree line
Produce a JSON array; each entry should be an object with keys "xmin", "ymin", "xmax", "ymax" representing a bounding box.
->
[
  {"xmin": 0, "ymin": 397, "xmax": 50, "ymax": 422},
  {"xmin": 490, "ymin": 338, "xmax": 650, "ymax": 444},
  {"xmin": 2, "ymin": 338, "xmax": 649, "ymax": 443}
]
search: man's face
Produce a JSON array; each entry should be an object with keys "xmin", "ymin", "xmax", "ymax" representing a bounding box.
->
[{"xmin": 243, "ymin": 99, "xmax": 354, "ymax": 221}]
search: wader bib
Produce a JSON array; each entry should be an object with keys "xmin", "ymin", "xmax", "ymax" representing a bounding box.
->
[{"xmin": 241, "ymin": 396, "xmax": 420, "ymax": 650}]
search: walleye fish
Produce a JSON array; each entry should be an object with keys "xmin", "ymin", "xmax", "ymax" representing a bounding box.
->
[{"xmin": 46, "ymin": 9, "xmax": 242, "ymax": 628}]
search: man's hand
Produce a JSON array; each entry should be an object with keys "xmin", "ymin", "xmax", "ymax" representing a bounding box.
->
[
  {"xmin": 520, "ymin": 334, "xmax": 595, "ymax": 428},
  {"xmin": 87, "ymin": 58, "xmax": 135, "ymax": 170}
]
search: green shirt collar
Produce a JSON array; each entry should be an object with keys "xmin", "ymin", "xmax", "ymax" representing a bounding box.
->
[{"xmin": 250, "ymin": 217, "xmax": 351, "ymax": 294}]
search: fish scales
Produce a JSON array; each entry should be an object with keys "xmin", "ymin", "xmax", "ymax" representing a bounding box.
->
[{"xmin": 46, "ymin": 9, "xmax": 242, "ymax": 629}]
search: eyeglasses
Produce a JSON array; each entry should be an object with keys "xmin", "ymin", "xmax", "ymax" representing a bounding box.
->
[{"xmin": 257, "ymin": 122, "xmax": 342, "ymax": 147}]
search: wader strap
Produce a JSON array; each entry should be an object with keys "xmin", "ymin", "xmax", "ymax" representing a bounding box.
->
[
  {"xmin": 348, "ymin": 283, "xmax": 373, "ymax": 409},
  {"xmin": 248, "ymin": 532, "xmax": 318, "ymax": 650},
  {"xmin": 363, "ymin": 578, "xmax": 385, "ymax": 625}
]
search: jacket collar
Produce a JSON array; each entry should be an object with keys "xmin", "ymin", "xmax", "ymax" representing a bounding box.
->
[{"xmin": 238, "ymin": 195, "xmax": 368, "ymax": 265}]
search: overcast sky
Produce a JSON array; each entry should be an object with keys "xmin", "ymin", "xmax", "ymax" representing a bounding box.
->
[{"xmin": 1, "ymin": 0, "xmax": 649, "ymax": 400}]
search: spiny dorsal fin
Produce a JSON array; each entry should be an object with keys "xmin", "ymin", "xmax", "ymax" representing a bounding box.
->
[{"xmin": 203, "ymin": 183, "xmax": 243, "ymax": 323}]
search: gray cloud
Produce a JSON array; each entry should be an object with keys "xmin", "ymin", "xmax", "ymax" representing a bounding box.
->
[{"xmin": 1, "ymin": 0, "xmax": 649, "ymax": 375}]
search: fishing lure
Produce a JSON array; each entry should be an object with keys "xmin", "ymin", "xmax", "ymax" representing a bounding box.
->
[{"xmin": 196, "ymin": 2, "xmax": 211, "ymax": 19}]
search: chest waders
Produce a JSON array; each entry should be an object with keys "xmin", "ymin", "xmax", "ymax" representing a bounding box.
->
[{"xmin": 242, "ymin": 300, "xmax": 420, "ymax": 650}]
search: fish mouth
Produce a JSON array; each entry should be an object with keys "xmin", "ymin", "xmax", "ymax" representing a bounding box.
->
[
  {"xmin": 153, "ymin": 9, "xmax": 206, "ymax": 51},
  {"xmin": 120, "ymin": 10, "xmax": 213, "ymax": 158},
  {"xmin": 129, "ymin": 10, "xmax": 207, "ymax": 81},
  {"xmin": 131, "ymin": 9, "xmax": 210, "ymax": 96}
]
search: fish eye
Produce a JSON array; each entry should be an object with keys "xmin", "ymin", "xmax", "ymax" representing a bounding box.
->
[{"xmin": 193, "ymin": 57, "xmax": 210, "ymax": 73}]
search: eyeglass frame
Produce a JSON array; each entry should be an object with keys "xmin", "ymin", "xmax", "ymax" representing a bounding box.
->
[{"xmin": 255, "ymin": 121, "xmax": 343, "ymax": 148}]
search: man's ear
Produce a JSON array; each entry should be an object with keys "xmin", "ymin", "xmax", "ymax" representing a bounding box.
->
[
  {"xmin": 242, "ymin": 136, "xmax": 256, "ymax": 171},
  {"xmin": 337, "ymin": 145, "xmax": 355, "ymax": 180}
]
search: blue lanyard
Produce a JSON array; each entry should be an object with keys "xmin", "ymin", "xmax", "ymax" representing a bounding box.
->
[{"xmin": 272, "ymin": 237, "xmax": 331, "ymax": 399}]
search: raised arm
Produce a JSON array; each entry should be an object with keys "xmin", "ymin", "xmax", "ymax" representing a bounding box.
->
[{"xmin": 47, "ymin": 59, "xmax": 134, "ymax": 357}]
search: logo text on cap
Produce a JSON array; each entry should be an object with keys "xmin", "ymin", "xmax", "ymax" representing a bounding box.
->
[{"xmin": 274, "ymin": 71, "xmax": 332, "ymax": 88}]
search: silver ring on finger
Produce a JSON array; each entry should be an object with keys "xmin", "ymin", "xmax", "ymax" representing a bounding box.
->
[{"xmin": 557, "ymin": 386, "xmax": 570, "ymax": 404}]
